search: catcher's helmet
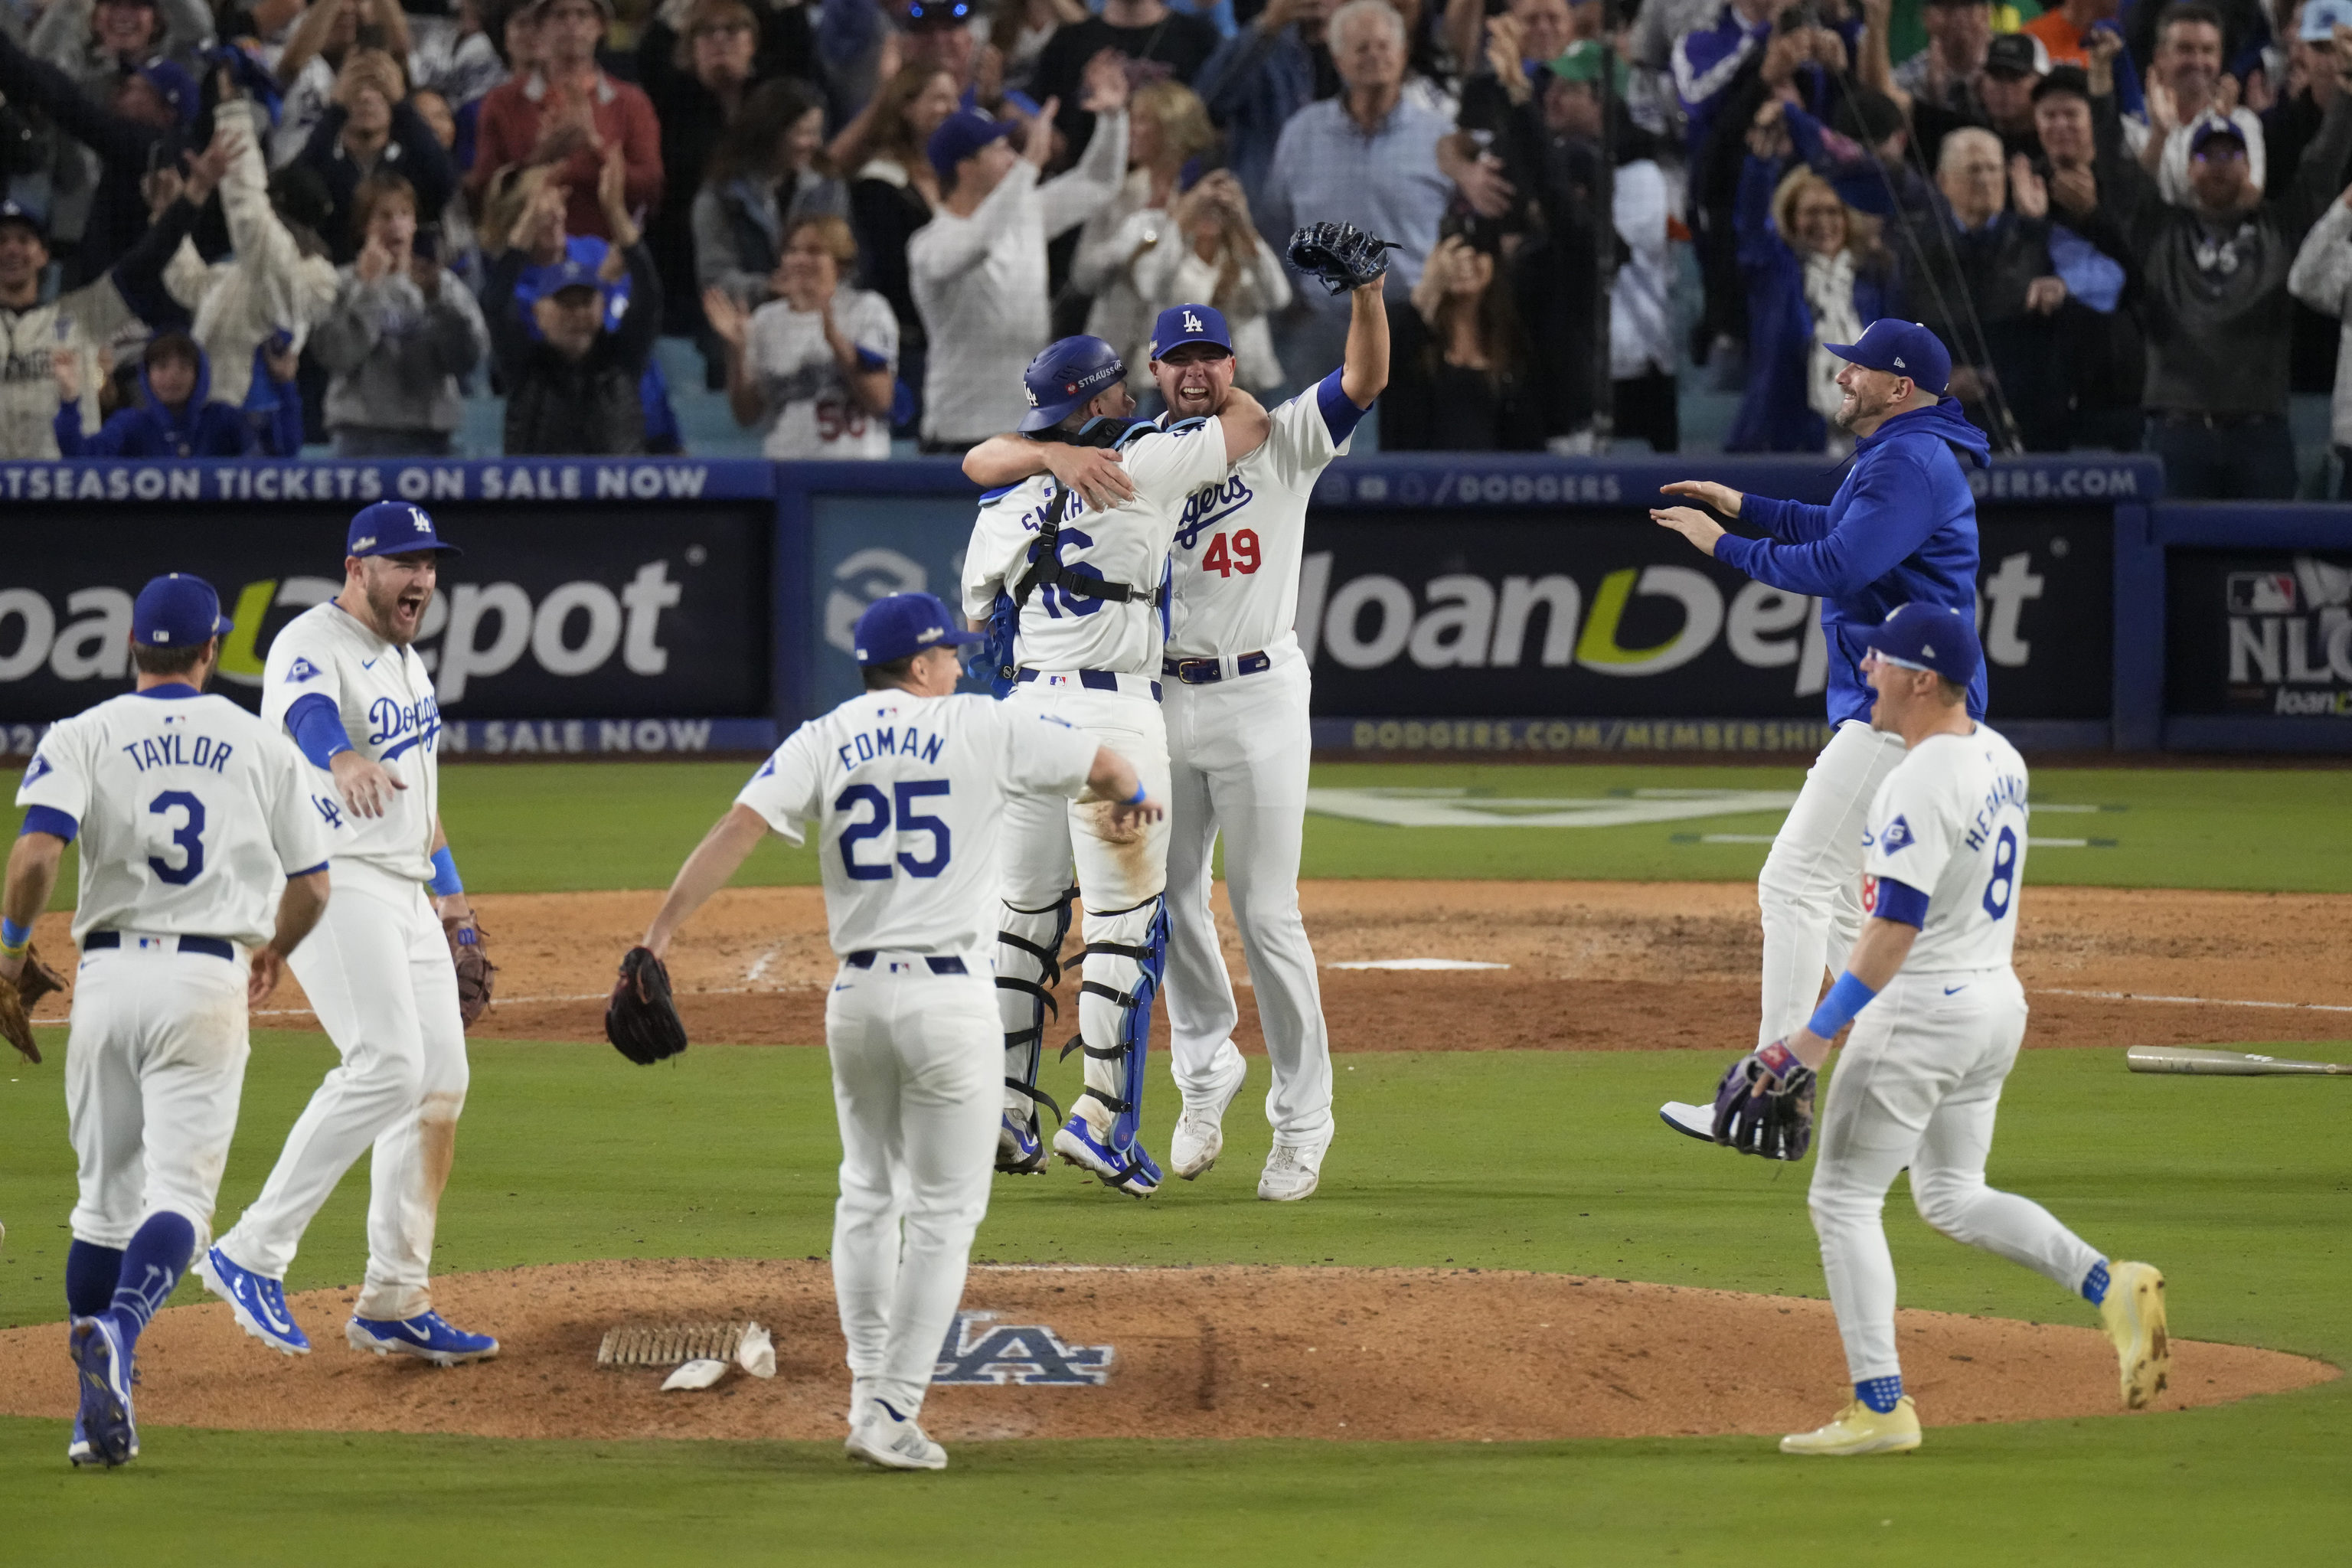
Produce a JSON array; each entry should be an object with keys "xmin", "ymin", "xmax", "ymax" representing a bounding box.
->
[{"xmin": 1020, "ymin": 335, "xmax": 1125, "ymax": 433}]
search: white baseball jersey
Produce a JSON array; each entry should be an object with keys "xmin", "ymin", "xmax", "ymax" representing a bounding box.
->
[
  {"xmin": 15, "ymin": 689, "xmax": 331, "ymax": 948},
  {"xmin": 1164, "ymin": 373, "xmax": 1355, "ymax": 660},
  {"xmin": 746, "ymin": 288, "xmax": 900, "ymax": 461},
  {"xmin": 261, "ymin": 600, "xmax": 443, "ymax": 882},
  {"xmin": 735, "ymin": 690, "xmax": 1099, "ymax": 957},
  {"xmin": 960, "ymin": 416, "xmax": 1236, "ymax": 675},
  {"xmin": 1860, "ymin": 723, "xmax": 2030, "ymax": 973}
]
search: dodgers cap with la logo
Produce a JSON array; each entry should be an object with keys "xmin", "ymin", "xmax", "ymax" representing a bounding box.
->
[
  {"xmin": 1148, "ymin": 302, "xmax": 1234, "ymax": 361},
  {"xmin": 346, "ymin": 500, "xmax": 465, "ymax": 560},
  {"xmin": 1821, "ymin": 318, "xmax": 1952, "ymax": 397}
]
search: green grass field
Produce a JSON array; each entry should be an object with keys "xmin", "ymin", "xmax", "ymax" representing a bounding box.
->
[{"xmin": 3, "ymin": 760, "xmax": 2348, "ymax": 1564}]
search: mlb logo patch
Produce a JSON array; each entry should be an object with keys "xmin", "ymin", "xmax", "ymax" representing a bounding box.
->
[
  {"xmin": 286, "ymin": 657, "xmax": 322, "ymax": 683},
  {"xmin": 2227, "ymin": 572, "xmax": 2295, "ymax": 614},
  {"xmin": 1879, "ymin": 815, "xmax": 1916, "ymax": 853}
]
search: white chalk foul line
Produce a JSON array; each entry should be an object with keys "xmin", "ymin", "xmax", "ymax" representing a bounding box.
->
[
  {"xmin": 252, "ymin": 984, "xmax": 816, "ymax": 1018},
  {"xmin": 2037, "ymin": 988, "xmax": 2352, "ymax": 1014}
]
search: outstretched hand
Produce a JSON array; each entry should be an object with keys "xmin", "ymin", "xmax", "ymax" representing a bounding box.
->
[
  {"xmin": 1657, "ymin": 479, "xmax": 1744, "ymax": 517},
  {"xmin": 1651, "ymin": 506, "xmax": 1726, "ymax": 556}
]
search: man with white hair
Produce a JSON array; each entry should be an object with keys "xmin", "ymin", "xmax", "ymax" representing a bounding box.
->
[{"xmin": 1261, "ymin": 0, "xmax": 1452, "ymax": 382}]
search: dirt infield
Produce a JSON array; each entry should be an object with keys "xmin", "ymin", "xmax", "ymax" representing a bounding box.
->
[
  {"xmin": 20, "ymin": 880, "xmax": 2328, "ymax": 1054},
  {"xmin": 0, "ymin": 1259, "xmax": 2329, "ymax": 1443}
]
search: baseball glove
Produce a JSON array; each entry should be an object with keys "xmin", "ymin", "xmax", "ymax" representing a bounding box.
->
[
  {"xmin": 0, "ymin": 946, "xmax": 66, "ymax": 1065},
  {"xmin": 1286, "ymin": 220, "xmax": 1400, "ymax": 296},
  {"xmin": 606, "ymin": 946, "xmax": 688, "ymax": 1065},
  {"xmin": 1710, "ymin": 1041, "xmax": 1817, "ymax": 1161},
  {"xmin": 445, "ymin": 918, "xmax": 496, "ymax": 1029}
]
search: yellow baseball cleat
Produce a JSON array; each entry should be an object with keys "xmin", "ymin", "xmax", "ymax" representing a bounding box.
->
[
  {"xmin": 1779, "ymin": 1396, "xmax": 1923, "ymax": 1457},
  {"xmin": 2100, "ymin": 1260, "xmax": 2170, "ymax": 1409}
]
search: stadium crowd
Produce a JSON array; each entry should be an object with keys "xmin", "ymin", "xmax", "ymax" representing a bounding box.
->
[{"xmin": 4, "ymin": 0, "xmax": 2352, "ymax": 493}]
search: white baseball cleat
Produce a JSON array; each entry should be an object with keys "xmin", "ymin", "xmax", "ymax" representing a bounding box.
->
[
  {"xmin": 1171, "ymin": 1048, "xmax": 1247, "ymax": 1181},
  {"xmin": 1258, "ymin": 1137, "xmax": 1329, "ymax": 1203},
  {"xmin": 845, "ymin": 1396, "xmax": 948, "ymax": 1471},
  {"xmin": 1779, "ymin": 1396, "xmax": 1922, "ymax": 1456},
  {"xmin": 2099, "ymin": 1260, "xmax": 2170, "ymax": 1410}
]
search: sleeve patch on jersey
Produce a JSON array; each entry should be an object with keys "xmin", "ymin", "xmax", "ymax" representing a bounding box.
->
[
  {"xmin": 286, "ymin": 657, "xmax": 322, "ymax": 682},
  {"xmin": 21, "ymin": 753, "xmax": 53, "ymax": 786},
  {"xmin": 1878, "ymin": 815, "xmax": 1916, "ymax": 853}
]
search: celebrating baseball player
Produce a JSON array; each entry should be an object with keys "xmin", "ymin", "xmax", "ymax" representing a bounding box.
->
[
  {"xmin": 957, "ymin": 335, "xmax": 1272, "ymax": 1197},
  {"xmin": 199, "ymin": 501, "xmax": 500, "ymax": 1367},
  {"xmin": 612, "ymin": 592, "xmax": 1163, "ymax": 1470},
  {"xmin": 1649, "ymin": 320, "xmax": 1988, "ymax": 1057},
  {"xmin": 1696, "ymin": 604, "xmax": 2167, "ymax": 1457},
  {"xmin": 4, "ymin": 575, "xmax": 332, "ymax": 1467},
  {"xmin": 959, "ymin": 221, "xmax": 1394, "ymax": 1202}
]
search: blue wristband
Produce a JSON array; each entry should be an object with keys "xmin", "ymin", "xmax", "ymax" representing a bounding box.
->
[
  {"xmin": 429, "ymin": 846, "xmax": 464, "ymax": 898},
  {"xmin": 1, "ymin": 916, "xmax": 30, "ymax": 951},
  {"xmin": 1805, "ymin": 971, "xmax": 1880, "ymax": 1040},
  {"xmin": 1125, "ymin": 784, "xmax": 1148, "ymax": 805}
]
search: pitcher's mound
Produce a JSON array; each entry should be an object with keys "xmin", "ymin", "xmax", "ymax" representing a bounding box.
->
[{"xmin": 0, "ymin": 1259, "xmax": 2329, "ymax": 1444}]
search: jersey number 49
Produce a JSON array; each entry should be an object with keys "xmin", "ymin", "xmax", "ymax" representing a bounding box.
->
[{"xmin": 1197, "ymin": 530, "xmax": 1260, "ymax": 577}]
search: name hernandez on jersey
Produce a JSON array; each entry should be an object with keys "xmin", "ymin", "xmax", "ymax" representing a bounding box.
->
[
  {"xmin": 15, "ymin": 691, "xmax": 331, "ymax": 949},
  {"xmin": 1860, "ymin": 724, "xmax": 2031, "ymax": 974},
  {"xmin": 960, "ymin": 416, "xmax": 1236, "ymax": 676},
  {"xmin": 1165, "ymin": 371, "xmax": 1363, "ymax": 661},
  {"xmin": 261, "ymin": 601, "xmax": 443, "ymax": 882},
  {"xmin": 734, "ymin": 691, "xmax": 1099, "ymax": 957}
]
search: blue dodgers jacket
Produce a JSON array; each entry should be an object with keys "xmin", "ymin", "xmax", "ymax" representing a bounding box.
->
[{"xmin": 1713, "ymin": 397, "xmax": 1991, "ymax": 727}]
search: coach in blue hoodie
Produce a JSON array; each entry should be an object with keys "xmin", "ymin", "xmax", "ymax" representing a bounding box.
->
[
  {"xmin": 1649, "ymin": 317, "xmax": 1990, "ymax": 1059},
  {"xmin": 52, "ymin": 334, "xmax": 254, "ymax": 459}
]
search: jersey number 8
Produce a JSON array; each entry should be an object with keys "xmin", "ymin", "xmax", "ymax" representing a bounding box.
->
[
  {"xmin": 836, "ymin": 780, "xmax": 952, "ymax": 880},
  {"xmin": 1980, "ymin": 825, "xmax": 2018, "ymax": 920}
]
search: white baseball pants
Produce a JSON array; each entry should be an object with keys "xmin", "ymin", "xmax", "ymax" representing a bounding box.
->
[
  {"xmin": 827, "ymin": 953, "xmax": 999, "ymax": 1420},
  {"xmin": 1758, "ymin": 720, "xmax": 1908, "ymax": 1047},
  {"xmin": 1808, "ymin": 969, "xmax": 2106, "ymax": 1383},
  {"xmin": 1161, "ymin": 653, "xmax": 1334, "ymax": 1146},
  {"xmin": 65, "ymin": 941, "xmax": 251, "ymax": 1251},
  {"xmin": 216, "ymin": 860, "xmax": 468, "ymax": 1322}
]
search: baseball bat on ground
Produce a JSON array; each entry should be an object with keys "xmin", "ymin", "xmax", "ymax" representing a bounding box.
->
[{"xmin": 2125, "ymin": 1046, "xmax": 2352, "ymax": 1076}]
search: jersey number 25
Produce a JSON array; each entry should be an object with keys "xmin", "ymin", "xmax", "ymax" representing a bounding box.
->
[{"xmin": 836, "ymin": 780, "xmax": 952, "ymax": 880}]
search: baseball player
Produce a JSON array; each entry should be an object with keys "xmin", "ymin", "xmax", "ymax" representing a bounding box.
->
[
  {"xmin": 198, "ymin": 501, "xmax": 499, "ymax": 1366},
  {"xmin": 626, "ymin": 592, "xmax": 1163, "ymax": 1470},
  {"xmin": 1650, "ymin": 320, "xmax": 1990, "ymax": 1057},
  {"xmin": 4, "ymin": 575, "xmax": 332, "ymax": 1467},
  {"xmin": 1701, "ymin": 604, "xmax": 2167, "ymax": 1457},
  {"xmin": 958, "ymin": 335, "xmax": 1272, "ymax": 1196},
  {"xmin": 959, "ymin": 271, "xmax": 1389, "ymax": 1203}
]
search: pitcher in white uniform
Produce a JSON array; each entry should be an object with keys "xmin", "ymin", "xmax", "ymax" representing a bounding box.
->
[
  {"xmin": 200, "ymin": 501, "xmax": 500, "ymax": 1367},
  {"xmin": 1707, "ymin": 605, "xmax": 2170, "ymax": 1459},
  {"xmin": 5, "ymin": 575, "xmax": 332, "ymax": 1467},
  {"xmin": 634, "ymin": 593, "xmax": 1161, "ymax": 1470},
  {"xmin": 958, "ymin": 335, "xmax": 1271, "ymax": 1197}
]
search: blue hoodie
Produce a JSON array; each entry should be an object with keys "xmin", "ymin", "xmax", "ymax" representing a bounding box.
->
[
  {"xmin": 54, "ymin": 346, "xmax": 254, "ymax": 459},
  {"xmin": 1713, "ymin": 397, "xmax": 1991, "ymax": 727}
]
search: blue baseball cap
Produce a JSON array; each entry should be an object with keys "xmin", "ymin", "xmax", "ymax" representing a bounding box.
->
[
  {"xmin": 927, "ymin": 108, "xmax": 1014, "ymax": 180},
  {"xmin": 1867, "ymin": 602, "xmax": 1981, "ymax": 687},
  {"xmin": 0, "ymin": 198, "xmax": 45, "ymax": 242},
  {"xmin": 132, "ymin": 573, "xmax": 234, "ymax": 648},
  {"xmin": 1823, "ymin": 318, "xmax": 1952, "ymax": 397},
  {"xmin": 1148, "ymin": 303, "xmax": 1233, "ymax": 361},
  {"xmin": 347, "ymin": 500, "xmax": 464, "ymax": 559},
  {"xmin": 2187, "ymin": 112, "xmax": 2249, "ymax": 158},
  {"xmin": 854, "ymin": 592, "xmax": 985, "ymax": 666},
  {"xmin": 1020, "ymin": 335, "xmax": 1126, "ymax": 433},
  {"xmin": 134, "ymin": 58, "xmax": 201, "ymax": 130},
  {"xmin": 541, "ymin": 257, "xmax": 605, "ymax": 296}
]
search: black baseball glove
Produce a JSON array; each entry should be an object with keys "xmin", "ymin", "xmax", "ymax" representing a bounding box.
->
[
  {"xmin": 606, "ymin": 946, "xmax": 688, "ymax": 1065},
  {"xmin": 1285, "ymin": 221, "xmax": 1400, "ymax": 296},
  {"xmin": 1710, "ymin": 1041, "xmax": 1817, "ymax": 1161}
]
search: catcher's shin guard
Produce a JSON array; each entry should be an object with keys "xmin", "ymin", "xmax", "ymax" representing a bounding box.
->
[
  {"xmin": 1057, "ymin": 895, "xmax": 1168, "ymax": 1194},
  {"xmin": 995, "ymin": 889, "xmax": 1074, "ymax": 1174}
]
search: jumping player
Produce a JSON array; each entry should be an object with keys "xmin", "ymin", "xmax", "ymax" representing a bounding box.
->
[
  {"xmin": 959, "ymin": 337, "xmax": 1272, "ymax": 1196},
  {"xmin": 199, "ymin": 501, "xmax": 498, "ymax": 1366},
  {"xmin": 1650, "ymin": 320, "xmax": 1990, "ymax": 1056},
  {"xmin": 962, "ymin": 283, "xmax": 1387, "ymax": 1203},
  {"xmin": 5, "ymin": 576, "xmax": 331, "ymax": 1466},
  {"xmin": 632, "ymin": 593, "xmax": 1163, "ymax": 1470},
  {"xmin": 1705, "ymin": 604, "xmax": 2167, "ymax": 1456}
]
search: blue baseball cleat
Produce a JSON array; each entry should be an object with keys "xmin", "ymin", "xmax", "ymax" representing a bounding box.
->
[
  {"xmin": 345, "ymin": 1312, "xmax": 500, "ymax": 1366},
  {"xmin": 194, "ymin": 1246, "xmax": 310, "ymax": 1356},
  {"xmin": 998, "ymin": 1108, "xmax": 1050, "ymax": 1174},
  {"xmin": 68, "ymin": 1315, "xmax": 136, "ymax": 1467},
  {"xmin": 1052, "ymin": 1115, "xmax": 1162, "ymax": 1197}
]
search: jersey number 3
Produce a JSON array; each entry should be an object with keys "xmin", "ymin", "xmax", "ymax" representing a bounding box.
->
[
  {"xmin": 836, "ymin": 780, "xmax": 952, "ymax": 880},
  {"xmin": 1198, "ymin": 529, "xmax": 1260, "ymax": 578},
  {"xmin": 148, "ymin": 789, "xmax": 207, "ymax": 885}
]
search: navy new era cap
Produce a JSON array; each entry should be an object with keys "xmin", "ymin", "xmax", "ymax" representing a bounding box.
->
[
  {"xmin": 1148, "ymin": 303, "xmax": 1233, "ymax": 360},
  {"xmin": 132, "ymin": 573, "xmax": 234, "ymax": 648},
  {"xmin": 347, "ymin": 500, "xmax": 463, "ymax": 559},
  {"xmin": 854, "ymin": 593, "xmax": 985, "ymax": 666},
  {"xmin": 1867, "ymin": 602, "xmax": 1981, "ymax": 687},
  {"xmin": 927, "ymin": 108, "xmax": 1014, "ymax": 180},
  {"xmin": 1824, "ymin": 318, "xmax": 1952, "ymax": 397},
  {"xmin": 0, "ymin": 198, "xmax": 46, "ymax": 241}
]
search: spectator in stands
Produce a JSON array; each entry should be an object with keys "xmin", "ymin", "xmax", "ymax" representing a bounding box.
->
[
  {"xmin": 1032, "ymin": 0, "xmax": 1223, "ymax": 162},
  {"xmin": 2126, "ymin": 0, "xmax": 2273, "ymax": 80},
  {"xmin": 51, "ymin": 331, "xmax": 255, "ymax": 455},
  {"xmin": 295, "ymin": 50, "xmax": 458, "ymax": 264},
  {"xmin": 1193, "ymin": 0, "xmax": 1338, "ymax": 224},
  {"xmin": 1262, "ymin": 0, "xmax": 1453, "ymax": 380},
  {"xmin": 469, "ymin": 0, "xmax": 663, "ymax": 244},
  {"xmin": 1864, "ymin": 0, "xmax": 2046, "ymax": 167},
  {"xmin": 641, "ymin": 0, "xmax": 775, "ymax": 333},
  {"xmin": 991, "ymin": 0, "xmax": 1091, "ymax": 98},
  {"xmin": 1128, "ymin": 167, "xmax": 1294, "ymax": 392},
  {"xmin": 0, "ymin": 24, "xmax": 194, "ymax": 283},
  {"xmin": 1911, "ymin": 127, "xmax": 2068, "ymax": 446},
  {"xmin": 907, "ymin": 53, "xmax": 1129, "ymax": 449},
  {"xmin": 1672, "ymin": 0, "xmax": 1780, "ymax": 155},
  {"xmin": 2269, "ymin": 5, "xmax": 2352, "ymax": 394},
  {"xmin": 639, "ymin": 0, "xmax": 818, "ymax": 99},
  {"xmin": 487, "ymin": 150, "xmax": 665, "ymax": 454},
  {"xmin": 2030, "ymin": 64, "xmax": 2146, "ymax": 449},
  {"xmin": 842, "ymin": 64, "xmax": 959, "ymax": 436},
  {"xmin": 2135, "ymin": 2, "xmax": 2269, "ymax": 202},
  {"xmin": 1558, "ymin": 46, "xmax": 1681, "ymax": 453},
  {"xmin": 1439, "ymin": 0, "xmax": 1583, "ymax": 235},
  {"xmin": 704, "ymin": 214, "xmax": 897, "ymax": 457},
  {"xmin": 2022, "ymin": 0, "xmax": 2119, "ymax": 68},
  {"xmin": 309, "ymin": 172, "xmax": 488, "ymax": 456},
  {"xmin": 1071, "ymin": 80, "xmax": 1222, "ymax": 379},
  {"xmin": 405, "ymin": 86, "xmax": 485, "ymax": 289},
  {"xmin": 274, "ymin": 0, "xmax": 413, "ymax": 168},
  {"xmin": 1893, "ymin": 0, "xmax": 1992, "ymax": 106},
  {"xmin": 694, "ymin": 76, "xmax": 848, "ymax": 308},
  {"xmin": 407, "ymin": 0, "xmax": 511, "ymax": 112},
  {"xmin": 2289, "ymin": 162, "xmax": 2352, "ymax": 493},
  {"xmin": 1380, "ymin": 226, "xmax": 1545, "ymax": 449}
]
